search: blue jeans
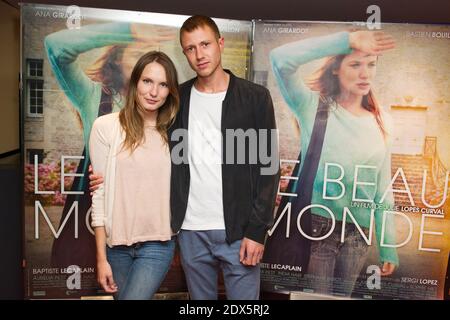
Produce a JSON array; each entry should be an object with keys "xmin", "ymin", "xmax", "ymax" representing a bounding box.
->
[
  {"xmin": 178, "ymin": 230, "xmax": 260, "ymax": 300},
  {"xmin": 306, "ymin": 214, "xmax": 370, "ymax": 297},
  {"xmin": 106, "ymin": 239, "xmax": 175, "ymax": 300}
]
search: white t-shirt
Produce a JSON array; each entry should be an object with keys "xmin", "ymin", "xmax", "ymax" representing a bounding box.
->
[{"xmin": 181, "ymin": 86, "xmax": 227, "ymax": 230}]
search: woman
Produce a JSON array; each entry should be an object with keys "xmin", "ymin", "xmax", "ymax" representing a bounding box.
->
[
  {"xmin": 89, "ymin": 51, "xmax": 179, "ymax": 299},
  {"xmin": 45, "ymin": 22, "xmax": 175, "ymax": 268},
  {"xmin": 265, "ymin": 30, "xmax": 398, "ymax": 296}
]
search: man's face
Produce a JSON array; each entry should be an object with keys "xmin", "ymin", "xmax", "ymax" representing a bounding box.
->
[{"xmin": 180, "ymin": 25, "xmax": 224, "ymax": 78}]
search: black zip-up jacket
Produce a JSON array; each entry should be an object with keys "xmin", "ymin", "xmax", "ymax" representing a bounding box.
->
[{"xmin": 169, "ymin": 70, "xmax": 280, "ymax": 244}]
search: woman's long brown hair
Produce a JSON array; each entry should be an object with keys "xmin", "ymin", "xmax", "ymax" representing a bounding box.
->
[
  {"xmin": 86, "ymin": 45, "xmax": 126, "ymax": 96},
  {"xmin": 308, "ymin": 54, "xmax": 387, "ymax": 138}
]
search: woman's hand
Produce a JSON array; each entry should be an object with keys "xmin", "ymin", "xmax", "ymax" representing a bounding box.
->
[
  {"xmin": 349, "ymin": 31, "xmax": 395, "ymax": 55},
  {"xmin": 97, "ymin": 260, "xmax": 118, "ymax": 293},
  {"xmin": 380, "ymin": 262, "xmax": 396, "ymax": 276},
  {"xmin": 130, "ymin": 23, "xmax": 177, "ymax": 46}
]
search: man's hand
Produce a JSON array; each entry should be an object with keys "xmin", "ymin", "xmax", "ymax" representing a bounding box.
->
[
  {"xmin": 88, "ymin": 164, "xmax": 104, "ymax": 194},
  {"xmin": 239, "ymin": 237, "xmax": 264, "ymax": 266}
]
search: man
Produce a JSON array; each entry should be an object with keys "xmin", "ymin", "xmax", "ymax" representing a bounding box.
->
[{"xmin": 91, "ymin": 15, "xmax": 280, "ymax": 300}]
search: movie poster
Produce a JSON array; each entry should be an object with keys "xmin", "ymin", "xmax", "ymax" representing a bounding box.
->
[
  {"xmin": 253, "ymin": 20, "xmax": 450, "ymax": 300},
  {"xmin": 21, "ymin": 3, "xmax": 252, "ymax": 299}
]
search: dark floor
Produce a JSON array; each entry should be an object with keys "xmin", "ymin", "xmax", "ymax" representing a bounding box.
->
[{"xmin": 0, "ymin": 153, "xmax": 23, "ymax": 299}]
